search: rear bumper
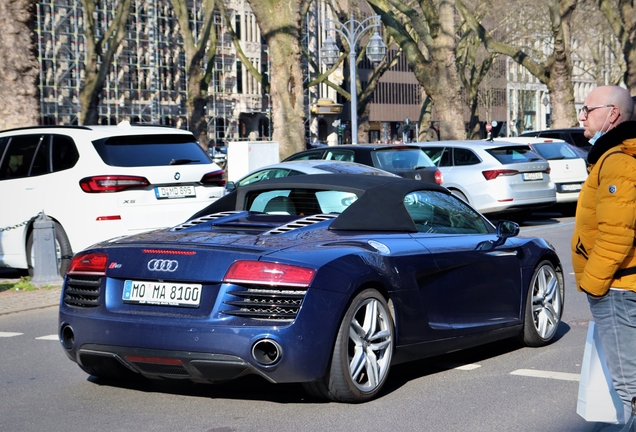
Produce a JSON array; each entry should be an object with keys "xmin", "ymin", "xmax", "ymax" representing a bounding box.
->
[
  {"xmin": 69, "ymin": 344, "xmax": 272, "ymax": 383},
  {"xmin": 58, "ymin": 285, "xmax": 348, "ymax": 384}
]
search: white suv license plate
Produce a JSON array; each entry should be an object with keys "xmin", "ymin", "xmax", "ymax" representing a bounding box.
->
[
  {"xmin": 155, "ymin": 185, "xmax": 196, "ymax": 199},
  {"xmin": 522, "ymin": 172, "xmax": 543, "ymax": 181},
  {"xmin": 562, "ymin": 183, "xmax": 583, "ymax": 191},
  {"xmin": 123, "ymin": 280, "xmax": 202, "ymax": 307}
]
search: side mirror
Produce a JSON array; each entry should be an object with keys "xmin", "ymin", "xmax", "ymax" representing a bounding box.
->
[
  {"xmin": 476, "ymin": 220, "xmax": 519, "ymax": 251},
  {"xmin": 496, "ymin": 220, "xmax": 520, "ymax": 238},
  {"xmin": 225, "ymin": 181, "xmax": 236, "ymax": 193}
]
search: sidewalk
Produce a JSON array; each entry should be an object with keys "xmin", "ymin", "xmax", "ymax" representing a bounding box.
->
[{"xmin": 0, "ymin": 276, "xmax": 62, "ymax": 315}]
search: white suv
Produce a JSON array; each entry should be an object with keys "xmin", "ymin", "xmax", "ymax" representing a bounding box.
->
[{"xmin": 0, "ymin": 122, "xmax": 226, "ymax": 275}]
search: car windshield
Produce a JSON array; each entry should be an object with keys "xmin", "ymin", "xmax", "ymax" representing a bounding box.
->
[
  {"xmin": 531, "ymin": 142, "xmax": 581, "ymax": 160},
  {"xmin": 371, "ymin": 148, "xmax": 435, "ymax": 170},
  {"xmin": 238, "ymin": 169, "xmax": 304, "ymax": 187},
  {"xmin": 92, "ymin": 134, "xmax": 211, "ymax": 167},
  {"xmin": 486, "ymin": 146, "xmax": 543, "ymax": 164},
  {"xmin": 245, "ymin": 188, "xmax": 359, "ymax": 215}
]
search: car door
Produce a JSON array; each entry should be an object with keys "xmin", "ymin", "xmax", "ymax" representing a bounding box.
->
[{"xmin": 405, "ymin": 190, "xmax": 523, "ymax": 335}]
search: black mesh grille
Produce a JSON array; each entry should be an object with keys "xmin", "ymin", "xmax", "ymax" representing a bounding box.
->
[
  {"xmin": 63, "ymin": 275, "xmax": 102, "ymax": 307},
  {"xmin": 221, "ymin": 287, "xmax": 307, "ymax": 321},
  {"xmin": 132, "ymin": 362, "xmax": 189, "ymax": 376}
]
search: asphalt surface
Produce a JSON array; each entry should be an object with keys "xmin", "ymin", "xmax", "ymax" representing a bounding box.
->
[{"xmin": 0, "ymin": 269, "xmax": 61, "ymax": 315}]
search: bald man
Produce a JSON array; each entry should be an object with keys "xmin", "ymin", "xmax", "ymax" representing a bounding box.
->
[{"xmin": 572, "ymin": 85, "xmax": 636, "ymax": 425}]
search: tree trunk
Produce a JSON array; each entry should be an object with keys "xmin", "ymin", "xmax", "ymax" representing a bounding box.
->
[
  {"xmin": 172, "ymin": 0, "xmax": 217, "ymax": 149},
  {"xmin": 368, "ymin": 0, "xmax": 467, "ymax": 141},
  {"xmin": 79, "ymin": 0, "xmax": 132, "ymax": 126},
  {"xmin": 0, "ymin": 0, "xmax": 39, "ymax": 130},
  {"xmin": 248, "ymin": 0, "xmax": 305, "ymax": 160}
]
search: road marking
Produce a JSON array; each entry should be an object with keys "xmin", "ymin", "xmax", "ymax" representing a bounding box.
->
[
  {"xmin": 0, "ymin": 332, "xmax": 23, "ymax": 338},
  {"xmin": 454, "ymin": 364, "xmax": 481, "ymax": 371},
  {"xmin": 510, "ymin": 369, "xmax": 580, "ymax": 381},
  {"xmin": 36, "ymin": 334, "xmax": 58, "ymax": 340},
  {"xmin": 440, "ymin": 363, "xmax": 482, "ymax": 371}
]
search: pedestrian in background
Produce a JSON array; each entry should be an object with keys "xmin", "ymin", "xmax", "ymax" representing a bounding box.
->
[{"xmin": 571, "ymin": 85, "xmax": 636, "ymax": 424}]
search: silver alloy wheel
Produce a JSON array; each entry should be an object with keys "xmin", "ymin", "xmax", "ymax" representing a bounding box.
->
[
  {"xmin": 530, "ymin": 263, "xmax": 561, "ymax": 340},
  {"xmin": 347, "ymin": 297, "xmax": 393, "ymax": 392}
]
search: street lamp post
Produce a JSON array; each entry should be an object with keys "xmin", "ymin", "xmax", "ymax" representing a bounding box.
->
[{"xmin": 320, "ymin": 14, "xmax": 386, "ymax": 145}]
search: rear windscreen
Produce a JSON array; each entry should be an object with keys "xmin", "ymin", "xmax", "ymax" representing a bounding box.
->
[
  {"xmin": 531, "ymin": 143, "xmax": 580, "ymax": 160},
  {"xmin": 486, "ymin": 146, "xmax": 543, "ymax": 164},
  {"xmin": 92, "ymin": 134, "xmax": 211, "ymax": 167},
  {"xmin": 371, "ymin": 149, "xmax": 435, "ymax": 170}
]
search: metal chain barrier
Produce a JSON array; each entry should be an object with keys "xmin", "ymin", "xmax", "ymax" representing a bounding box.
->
[{"xmin": 0, "ymin": 212, "xmax": 42, "ymax": 232}]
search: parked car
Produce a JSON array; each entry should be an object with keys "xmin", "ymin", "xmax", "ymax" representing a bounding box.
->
[
  {"xmin": 519, "ymin": 127, "xmax": 589, "ymax": 155},
  {"xmin": 494, "ymin": 137, "xmax": 588, "ymax": 204},
  {"xmin": 283, "ymin": 144, "xmax": 442, "ymax": 185},
  {"xmin": 207, "ymin": 145, "xmax": 227, "ymax": 168},
  {"xmin": 59, "ymin": 174, "xmax": 564, "ymax": 403},
  {"xmin": 225, "ymin": 159, "xmax": 398, "ymax": 193},
  {"xmin": 0, "ymin": 122, "xmax": 226, "ymax": 275},
  {"xmin": 414, "ymin": 140, "xmax": 556, "ymax": 215}
]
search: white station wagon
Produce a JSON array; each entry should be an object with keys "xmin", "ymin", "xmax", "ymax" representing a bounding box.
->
[
  {"xmin": 414, "ymin": 140, "xmax": 556, "ymax": 215},
  {"xmin": 0, "ymin": 122, "xmax": 226, "ymax": 275}
]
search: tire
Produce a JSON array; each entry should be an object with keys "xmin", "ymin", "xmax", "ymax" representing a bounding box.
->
[
  {"xmin": 303, "ymin": 289, "xmax": 394, "ymax": 403},
  {"xmin": 520, "ymin": 260, "xmax": 564, "ymax": 347},
  {"xmin": 26, "ymin": 221, "xmax": 73, "ymax": 277}
]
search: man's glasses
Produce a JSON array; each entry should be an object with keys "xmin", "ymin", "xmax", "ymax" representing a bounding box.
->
[{"xmin": 580, "ymin": 104, "xmax": 615, "ymax": 118}]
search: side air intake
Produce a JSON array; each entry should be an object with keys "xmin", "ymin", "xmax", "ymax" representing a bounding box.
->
[
  {"xmin": 265, "ymin": 214, "xmax": 337, "ymax": 235},
  {"xmin": 172, "ymin": 211, "xmax": 243, "ymax": 231}
]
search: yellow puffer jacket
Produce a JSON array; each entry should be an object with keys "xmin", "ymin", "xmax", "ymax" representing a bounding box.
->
[{"xmin": 571, "ymin": 123, "xmax": 636, "ymax": 296}]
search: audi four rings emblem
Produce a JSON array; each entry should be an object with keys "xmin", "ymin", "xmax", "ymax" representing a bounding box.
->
[{"xmin": 147, "ymin": 259, "xmax": 179, "ymax": 272}]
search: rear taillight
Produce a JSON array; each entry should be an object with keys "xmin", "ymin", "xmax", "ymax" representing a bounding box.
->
[
  {"xmin": 201, "ymin": 170, "xmax": 226, "ymax": 187},
  {"xmin": 80, "ymin": 175, "xmax": 150, "ymax": 193},
  {"xmin": 434, "ymin": 170, "xmax": 443, "ymax": 185},
  {"xmin": 223, "ymin": 260, "xmax": 316, "ymax": 287},
  {"xmin": 67, "ymin": 252, "xmax": 108, "ymax": 275},
  {"xmin": 545, "ymin": 167, "xmax": 551, "ymax": 174},
  {"xmin": 482, "ymin": 169, "xmax": 519, "ymax": 180}
]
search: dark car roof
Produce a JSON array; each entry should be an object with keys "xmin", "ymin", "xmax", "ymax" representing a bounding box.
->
[{"xmin": 190, "ymin": 174, "xmax": 450, "ymax": 232}]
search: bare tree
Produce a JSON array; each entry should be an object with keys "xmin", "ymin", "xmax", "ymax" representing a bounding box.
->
[
  {"xmin": 172, "ymin": 0, "xmax": 218, "ymax": 148},
  {"xmin": 457, "ymin": 0, "xmax": 579, "ymax": 128},
  {"xmin": 456, "ymin": 23, "xmax": 498, "ymax": 139},
  {"xmin": 0, "ymin": 0, "xmax": 39, "ymax": 130},
  {"xmin": 79, "ymin": 0, "xmax": 132, "ymax": 125},
  {"xmin": 597, "ymin": 0, "xmax": 636, "ymax": 93},
  {"xmin": 365, "ymin": 0, "xmax": 467, "ymax": 140}
]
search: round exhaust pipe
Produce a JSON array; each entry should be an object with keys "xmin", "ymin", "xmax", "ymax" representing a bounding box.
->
[
  {"xmin": 60, "ymin": 324, "xmax": 75, "ymax": 350},
  {"xmin": 251, "ymin": 339, "xmax": 282, "ymax": 366}
]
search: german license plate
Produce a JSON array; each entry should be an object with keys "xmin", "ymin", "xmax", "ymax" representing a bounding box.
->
[
  {"xmin": 155, "ymin": 185, "xmax": 196, "ymax": 199},
  {"xmin": 522, "ymin": 172, "xmax": 543, "ymax": 181},
  {"xmin": 123, "ymin": 280, "xmax": 202, "ymax": 307},
  {"xmin": 561, "ymin": 183, "xmax": 582, "ymax": 191}
]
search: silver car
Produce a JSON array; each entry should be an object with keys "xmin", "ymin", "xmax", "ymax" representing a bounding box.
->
[
  {"xmin": 225, "ymin": 159, "xmax": 398, "ymax": 193},
  {"xmin": 415, "ymin": 140, "xmax": 556, "ymax": 215}
]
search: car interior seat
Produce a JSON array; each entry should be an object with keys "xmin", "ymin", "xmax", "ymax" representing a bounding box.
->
[
  {"xmin": 263, "ymin": 196, "xmax": 297, "ymax": 215},
  {"xmin": 289, "ymin": 189, "xmax": 321, "ymax": 216}
]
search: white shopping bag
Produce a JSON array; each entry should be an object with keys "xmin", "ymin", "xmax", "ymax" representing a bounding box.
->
[{"xmin": 577, "ymin": 321, "xmax": 628, "ymax": 423}]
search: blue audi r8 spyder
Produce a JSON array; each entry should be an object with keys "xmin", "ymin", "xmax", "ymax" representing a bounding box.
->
[{"xmin": 58, "ymin": 174, "xmax": 564, "ymax": 403}]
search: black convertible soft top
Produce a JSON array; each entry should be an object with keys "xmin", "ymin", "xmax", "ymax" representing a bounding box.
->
[{"xmin": 190, "ymin": 174, "xmax": 451, "ymax": 232}]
